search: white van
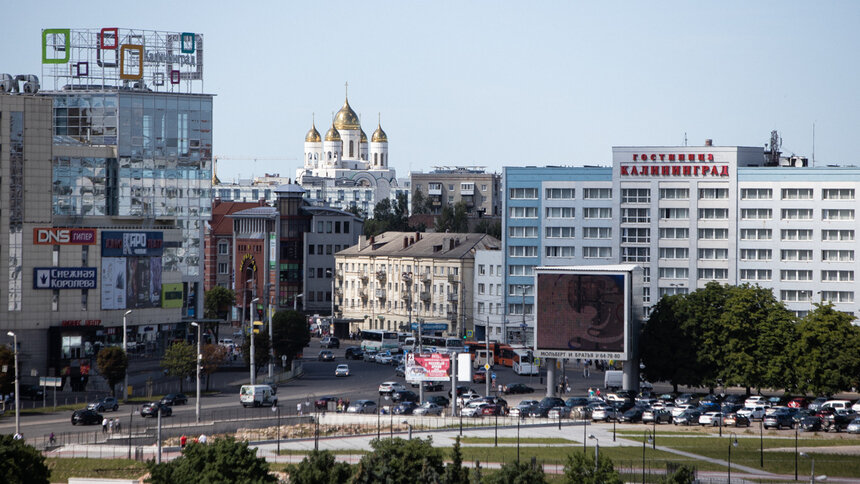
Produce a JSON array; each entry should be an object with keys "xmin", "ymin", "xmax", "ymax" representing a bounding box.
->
[
  {"xmin": 821, "ymin": 399, "xmax": 851, "ymax": 411},
  {"xmin": 240, "ymin": 385, "xmax": 278, "ymax": 407},
  {"xmin": 604, "ymin": 370, "xmax": 623, "ymax": 390}
]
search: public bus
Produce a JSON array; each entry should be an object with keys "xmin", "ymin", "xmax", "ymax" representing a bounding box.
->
[
  {"xmin": 512, "ymin": 347, "xmax": 539, "ymax": 375},
  {"xmin": 463, "ymin": 341, "xmax": 495, "ymax": 369},
  {"xmin": 360, "ymin": 330, "xmax": 399, "ymax": 352},
  {"xmin": 419, "ymin": 335, "xmax": 465, "ymax": 354}
]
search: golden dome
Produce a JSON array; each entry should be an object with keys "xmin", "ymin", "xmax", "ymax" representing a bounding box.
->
[
  {"xmin": 371, "ymin": 123, "xmax": 388, "ymax": 143},
  {"xmin": 305, "ymin": 122, "xmax": 321, "ymax": 143},
  {"xmin": 325, "ymin": 125, "xmax": 341, "ymax": 142},
  {"xmin": 360, "ymin": 128, "xmax": 368, "ymax": 144},
  {"xmin": 333, "ymin": 98, "xmax": 361, "ymax": 130}
]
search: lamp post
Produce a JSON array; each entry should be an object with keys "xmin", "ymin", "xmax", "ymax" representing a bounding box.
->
[
  {"xmin": 272, "ymin": 405, "xmax": 281, "ymax": 454},
  {"xmin": 759, "ymin": 418, "xmax": 764, "ymax": 467},
  {"xmin": 250, "ymin": 296, "xmax": 259, "ymax": 384},
  {"xmin": 190, "ymin": 322, "xmax": 202, "ymax": 423},
  {"xmin": 402, "ymin": 420, "xmax": 412, "ymax": 440},
  {"xmin": 799, "ymin": 452, "xmax": 815, "ymax": 484},
  {"xmin": 728, "ymin": 432, "xmax": 738, "ymax": 484},
  {"xmin": 7, "ymin": 331, "xmax": 20, "ymax": 437},
  {"xmin": 642, "ymin": 430, "xmax": 653, "ymax": 484},
  {"xmin": 588, "ymin": 434, "xmax": 599, "ymax": 475},
  {"xmin": 795, "ymin": 423, "xmax": 799, "ymax": 481},
  {"xmin": 122, "ymin": 310, "xmax": 133, "ymax": 402},
  {"xmin": 293, "ymin": 293, "xmax": 303, "ymax": 311}
]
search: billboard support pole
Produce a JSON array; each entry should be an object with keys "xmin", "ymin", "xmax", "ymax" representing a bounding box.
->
[
  {"xmin": 546, "ymin": 358, "xmax": 555, "ymax": 397},
  {"xmin": 485, "ymin": 316, "xmax": 490, "ymax": 397},
  {"xmin": 450, "ymin": 352, "xmax": 457, "ymax": 417}
]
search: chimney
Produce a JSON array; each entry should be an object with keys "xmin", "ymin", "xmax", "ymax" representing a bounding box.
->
[
  {"xmin": 705, "ymin": 139, "xmax": 713, "ymax": 147},
  {"xmin": 415, "ymin": 232, "xmax": 421, "ymax": 241},
  {"xmin": 449, "ymin": 238, "xmax": 455, "ymax": 250},
  {"xmin": 403, "ymin": 237, "xmax": 408, "ymax": 249},
  {"xmin": 409, "ymin": 236, "xmax": 415, "ymax": 245}
]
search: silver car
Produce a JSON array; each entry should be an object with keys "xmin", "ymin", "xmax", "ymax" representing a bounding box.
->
[
  {"xmin": 413, "ymin": 402, "xmax": 444, "ymax": 416},
  {"xmin": 346, "ymin": 400, "xmax": 378, "ymax": 414}
]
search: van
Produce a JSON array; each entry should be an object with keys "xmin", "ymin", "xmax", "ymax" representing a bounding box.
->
[
  {"xmin": 239, "ymin": 385, "xmax": 278, "ymax": 407},
  {"xmin": 821, "ymin": 399, "xmax": 851, "ymax": 411},
  {"xmin": 604, "ymin": 370, "xmax": 623, "ymax": 390}
]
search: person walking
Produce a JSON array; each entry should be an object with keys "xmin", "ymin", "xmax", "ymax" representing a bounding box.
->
[
  {"xmin": 102, "ymin": 417, "xmax": 108, "ymax": 434},
  {"xmin": 180, "ymin": 434, "xmax": 187, "ymax": 449},
  {"xmin": 108, "ymin": 418, "xmax": 114, "ymax": 434},
  {"xmin": 114, "ymin": 418, "xmax": 121, "ymax": 433}
]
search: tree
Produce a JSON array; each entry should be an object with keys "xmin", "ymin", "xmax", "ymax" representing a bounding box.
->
[
  {"xmin": 351, "ymin": 437, "xmax": 445, "ymax": 483},
  {"xmin": 792, "ymin": 303, "xmax": 860, "ymax": 395},
  {"xmin": 412, "ymin": 188, "xmax": 429, "ymax": 214},
  {"xmin": 474, "ymin": 219, "xmax": 501, "ymax": 239},
  {"xmin": 0, "ymin": 345, "xmax": 14, "ymax": 396},
  {"xmin": 561, "ymin": 451, "xmax": 621, "ymax": 484},
  {"xmin": 434, "ymin": 204, "xmax": 455, "ymax": 232},
  {"xmin": 435, "ymin": 202, "xmax": 469, "ymax": 233},
  {"xmin": 204, "ymin": 286, "xmax": 235, "ymax": 321},
  {"xmin": 0, "ymin": 435, "xmax": 50, "ymax": 484},
  {"xmin": 345, "ymin": 204, "xmax": 365, "ymax": 218},
  {"xmin": 678, "ymin": 281, "xmax": 732, "ymax": 390},
  {"xmin": 640, "ymin": 295, "xmax": 699, "ymax": 393},
  {"xmin": 241, "ymin": 330, "xmax": 271, "ymax": 374},
  {"xmin": 201, "ymin": 344, "xmax": 228, "ymax": 391},
  {"xmin": 486, "ymin": 459, "xmax": 547, "ymax": 484},
  {"xmin": 443, "ymin": 437, "xmax": 470, "ymax": 484},
  {"xmin": 160, "ymin": 341, "xmax": 196, "ymax": 393},
  {"xmin": 658, "ymin": 464, "xmax": 697, "ymax": 484},
  {"xmin": 96, "ymin": 346, "xmax": 128, "ymax": 397},
  {"xmin": 272, "ymin": 310, "xmax": 311, "ymax": 365},
  {"xmin": 286, "ymin": 449, "xmax": 353, "ymax": 484},
  {"xmin": 146, "ymin": 436, "xmax": 276, "ymax": 484}
]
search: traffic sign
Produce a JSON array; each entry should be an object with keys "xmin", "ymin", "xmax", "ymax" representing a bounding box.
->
[
  {"xmin": 484, "ymin": 363, "xmax": 490, "ymax": 370},
  {"xmin": 466, "ymin": 330, "xmax": 474, "ymax": 338},
  {"xmin": 491, "ymin": 373, "xmax": 496, "ymax": 380}
]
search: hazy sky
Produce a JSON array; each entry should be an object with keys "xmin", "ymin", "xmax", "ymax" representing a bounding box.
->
[{"xmin": 4, "ymin": 1, "xmax": 859, "ymax": 181}]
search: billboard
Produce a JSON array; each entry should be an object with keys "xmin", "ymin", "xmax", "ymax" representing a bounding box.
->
[
  {"xmin": 100, "ymin": 231, "xmax": 164, "ymax": 309},
  {"xmin": 33, "ymin": 267, "xmax": 97, "ymax": 290},
  {"xmin": 33, "ymin": 228, "xmax": 97, "ymax": 245},
  {"xmin": 102, "ymin": 231, "xmax": 164, "ymax": 257},
  {"xmin": 161, "ymin": 283, "xmax": 184, "ymax": 309},
  {"xmin": 405, "ymin": 353, "xmax": 450, "ymax": 382},
  {"xmin": 534, "ymin": 266, "xmax": 636, "ymax": 361},
  {"xmin": 101, "ymin": 258, "xmax": 127, "ymax": 309}
]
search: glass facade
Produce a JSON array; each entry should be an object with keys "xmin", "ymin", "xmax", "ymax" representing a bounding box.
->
[{"xmin": 8, "ymin": 111, "xmax": 24, "ymax": 311}]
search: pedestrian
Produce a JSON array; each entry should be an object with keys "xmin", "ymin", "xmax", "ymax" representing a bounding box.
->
[
  {"xmin": 102, "ymin": 417, "xmax": 108, "ymax": 434},
  {"xmin": 114, "ymin": 418, "xmax": 121, "ymax": 433},
  {"xmin": 180, "ymin": 434, "xmax": 187, "ymax": 449},
  {"xmin": 49, "ymin": 432, "xmax": 56, "ymax": 445},
  {"xmin": 198, "ymin": 434, "xmax": 207, "ymax": 444},
  {"xmin": 297, "ymin": 402, "xmax": 302, "ymax": 415},
  {"xmin": 108, "ymin": 418, "xmax": 114, "ymax": 434}
]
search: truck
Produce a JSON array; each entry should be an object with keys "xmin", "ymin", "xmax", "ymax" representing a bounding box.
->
[
  {"xmin": 604, "ymin": 370, "xmax": 623, "ymax": 390},
  {"xmin": 239, "ymin": 384, "xmax": 278, "ymax": 407},
  {"xmin": 512, "ymin": 348, "xmax": 539, "ymax": 375}
]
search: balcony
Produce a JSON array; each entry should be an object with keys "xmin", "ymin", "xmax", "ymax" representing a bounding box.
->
[
  {"xmin": 375, "ymin": 289, "xmax": 386, "ymax": 300},
  {"xmin": 447, "ymin": 310, "xmax": 458, "ymax": 321},
  {"xmin": 447, "ymin": 273, "xmax": 459, "ymax": 284},
  {"xmin": 460, "ymin": 183, "xmax": 475, "ymax": 196},
  {"xmin": 335, "ymin": 269, "xmax": 343, "ymax": 280},
  {"xmin": 447, "ymin": 292, "xmax": 459, "ymax": 302},
  {"xmin": 420, "ymin": 291, "xmax": 431, "ymax": 302},
  {"xmin": 428, "ymin": 183, "xmax": 443, "ymax": 196},
  {"xmin": 421, "ymin": 272, "xmax": 432, "ymax": 283},
  {"xmin": 401, "ymin": 291, "xmax": 412, "ymax": 301},
  {"xmin": 360, "ymin": 274, "xmax": 368, "ymax": 283},
  {"xmin": 376, "ymin": 270, "xmax": 387, "ymax": 282},
  {"xmin": 335, "ymin": 288, "xmax": 343, "ymax": 298},
  {"xmin": 359, "ymin": 289, "xmax": 368, "ymax": 300},
  {"xmin": 401, "ymin": 272, "xmax": 413, "ymax": 284}
]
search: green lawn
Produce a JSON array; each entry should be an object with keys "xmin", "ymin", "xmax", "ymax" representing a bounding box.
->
[
  {"xmin": 46, "ymin": 458, "xmax": 147, "ymax": 483},
  {"xmin": 460, "ymin": 437, "xmax": 574, "ymax": 444}
]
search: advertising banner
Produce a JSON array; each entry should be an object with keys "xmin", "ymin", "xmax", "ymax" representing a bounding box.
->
[
  {"xmin": 405, "ymin": 353, "xmax": 450, "ymax": 382},
  {"xmin": 101, "ymin": 258, "xmax": 127, "ymax": 309},
  {"xmin": 33, "ymin": 228, "xmax": 97, "ymax": 245},
  {"xmin": 101, "ymin": 231, "xmax": 164, "ymax": 257},
  {"xmin": 161, "ymin": 283, "xmax": 183, "ymax": 309},
  {"xmin": 33, "ymin": 267, "xmax": 97, "ymax": 290},
  {"xmin": 127, "ymin": 257, "xmax": 162, "ymax": 308}
]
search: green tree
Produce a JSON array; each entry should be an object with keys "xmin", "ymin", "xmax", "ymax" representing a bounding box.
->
[
  {"xmin": 392, "ymin": 192, "xmax": 410, "ymax": 231},
  {"xmin": 452, "ymin": 201, "xmax": 469, "ymax": 232},
  {"xmin": 486, "ymin": 459, "xmax": 547, "ymax": 484},
  {"xmin": 286, "ymin": 449, "xmax": 353, "ymax": 484},
  {"xmin": 561, "ymin": 451, "xmax": 621, "ymax": 484},
  {"xmin": 474, "ymin": 219, "xmax": 501, "ymax": 239},
  {"xmin": 640, "ymin": 295, "xmax": 699, "ymax": 393},
  {"xmin": 96, "ymin": 346, "xmax": 128, "ymax": 397},
  {"xmin": 146, "ymin": 436, "xmax": 276, "ymax": 484},
  {"xmin": 412, "ymin": 188, "xmax": 429, "ymax": 215},
  {"xmin": 443, "ymin": 437, "xmax": 470, "ymax": 484},
  {"xmin": 201, "ymin": 343, "xmax": 228, "ymax": 391},
  {"xmin": 792, "ymin": 303, "xmax": 860, "ymax": 395},
  {"xmin": 271, "ymin": 310, "xmax": 311, "ymax": 365},
  {"xmin": 0, "ymin": 345, "xmax": 14, "ymax": 396},
  {"xmin": 241, "ymin": 330, "xmax": 271, "ymax": 374},
  {"xmin": 351, "ymin": 437, "xmax": 445, "ymax": 483},
  {"xmin": 204, "ymin": 286, "xmax": 235, "ymax": 321},
  {"xmin": 160, "ymin": 341, "xmax": 196, "ymax": 393},
  {"xmin": 345, "ymin": 204, "xmax": 365, "ymax": 218},
  {"xmin": 658, "ymin": 464, "xmax": 697, "ymax": 484},
  {"xmin": 678, "ymin": 281, "xmax": 732, "ymax": 390},
  {"xmin": 434, "ymin": 204, "xmax": 455, "ymax": 232},
  {"xmin": 0, "ymin": 434, "xmax": 49, "ymax": 484}
]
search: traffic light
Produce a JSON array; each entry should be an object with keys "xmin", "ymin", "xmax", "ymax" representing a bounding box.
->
[
  {"xmin": 253, "ymin": 320, "xmax": 263, "ymax": 334},
  {"xmin": 256, "ymin": 305, "xmax": 264, "ymax": 319}
]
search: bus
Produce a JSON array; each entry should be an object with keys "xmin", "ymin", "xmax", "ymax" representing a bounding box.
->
[
  {"xmin": 463, "ymin": 341, "xmax": 494, "ymax": 369},
  {"xmin": 419, "ymin": 335, "xmax": 465, "ymax": 354},
  {"xmin": 360, "ymin": 330, "xmax": 399, "ymax": 352},
  {"xmin": 512, "ymin": 348, "xmax": 539, "ymax": 375}
]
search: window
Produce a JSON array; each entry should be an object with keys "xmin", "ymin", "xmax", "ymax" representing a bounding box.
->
[
  {"xmin": 621, "ymin": 188, "xmax": 650, "ymax": 204},
  {"xmin": 448, "ymin": 184, "xmax": 454, "ymax": 191},
  {"xmin": 660, "ymin": 208, "xmax": 689, "ymax": 220},
  {"xmin": 477, "ymin": 302, "xmax": 485, "ymax": 314},
  {"xmin": 218, "ymin": 263, "xmax": 228, "ymax": 274},
  {"xmin": 821, "ymin": 291, "xmax": 854, "ymax": 303},
  {"xmin": 508, "ymin": 226, "xmax": 538, "ymax": 238},
  {"xmin": 546, "ymin": 246, "xmax": 576, "ymax": 258},
  {"xmin": 659, "ymin": 188, "xmax": 689, "ymax": 200},
  {"xmin": 509, "ymin": 188, "xmax": 538, "ymax": 199},
  {"xmin": 698, "ymin": 208, "xmax": 728, "ymax": 220},
  {"xmin": 546, "ymin": 226, "xmax": 575, "ymax": 238},
  {"xmin": 621, "ymin": 228, "xmax": 649, "ymax": 243},
  {"xmin": 622, "ymin": 247, "xmax": 650, "ymax": 262},
  {"xmin": 478, "ymin": 264, "xmax": 485, "ymax": 275},
  {"xmin": 509, "ymin": 246, "xmax": 537, "ymax": 257},
  {"xmin": 698, "ymin": 228, "xmax": 728, "ymax": 240},
  {"xmin": 822, "ymin": 229, "xmax": 854, "ymax": 241},
  {"xmin": 508, "ymin": 265, "xmax": 535, "ymax": 276},
  {"xmin": 698, "ymin": 268, "xmax": 728, "ymax": 280},
  {"xmin": 583, "ymin": 246, "xmax": 611, "ymax": 258},
  {"xmin": 659, "ymin": 287, "xmax": 689, "ymax": 297},
  {"xmin": 822, "ymin": 249, "xmax": 854, "ymax": 262},
  {"xmin": 481, "ymin": 184, "xmax": 487, "ymax": 191},
  {"xmin": 781, "ymin": 290, "xmax": 813, "ymax": 302},
  {"xmin": 740, "ymin": 248, "xmax": 772, "ymax": 261},
  {"xmin": 740, "ymin": 188, "xmax": 772, "ymax": 200},
  {"xmin": 740, "ymin": 269, "xmax": 771, "ymax": 281},
  {"xmin": 546, "ymin": 207, "xmax": 575, "ymax": 218},
  {"xmin": 478, "ymin": 283, "xmax": 485, "ymax": 294},
  {"xmin": 699, "ymin": 187, "xmax": 729, "ymax": 199},
  {"xmin": 741, "ymin": 208, "xmax": 771, "ymax": 220},
  {"xmin": 659, "ymin": 227, "xmax": 689, "ymax": 239},
  {"xmin": 658, "ymin": 247, "xmax": 689, "ymax": 259},
  {"xmin": 781, "ymin": 270, "xmax": 813, "ymax": 281},
  {"xmin": 622, "ymin": 208, "xmax": 650, "ymax": 223},
  {"xmin": 658, "ymin": 267, "xmax": 688, "ymax": 279},
  {"xmin": 782, "ymin": 188, "xmax": 813, "ymax": 200},
  {"xmin": 698, "ymin": 248, "xmax": 728, "ymax": 260},
  {"xmin": 822, "ymin": 188, "xmax": 854, "ymax": 200},
  {"xmin": 545, "ymin": 188, "xmax": 575, "ymax": 199},
  {"xmin": 583, "ymin": 188, "xmax": 612, "ymax": 199},
  {"xmin": 509, "ymin": 206, "xmax": 538, "ymax": 218},
  {"xmin": 317, "ymin": 221, "xmax": 324, "ymax": 232},
  {"xmin": 583, "ymin": 227, "xmax": 611, "ymax": 239},
  {"xmin": 821, "ymin": 270, "xmax": 854, "ymax": 282},
  {"xmin": 822, "ymin": 209, "xmax": 854, "ymax": 220},
  {"xmin": 583, "ymin": 207, "xmax": 612, "ymax": 219},
  {"xmin": 217, "ymin": 241, "xmax": 228, "ymax": 255},
  {"xmin": 740, "ymin": 228, "xmax": 772, "ymax": 240},
  {"xmin": 781, "ymin": 249, "xmax": 813, "ymax": 261},
  {"xmin": 781, "ymin": 229, "xmax": 813, "ymax": 241},
  {"xmin": 308, "ymin": 245, "xmax": 315, "ymax": 255}
]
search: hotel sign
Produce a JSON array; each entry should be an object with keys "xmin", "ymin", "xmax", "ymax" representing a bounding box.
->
[{"xmin": 621, "ymin": 152, "xmax": 729, "ymax": 178}]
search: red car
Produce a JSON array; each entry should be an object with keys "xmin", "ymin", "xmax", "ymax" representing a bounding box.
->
[
  {"xmin": 480, "ymin": 404, "xmax": 504, "ymax": 416},
  {"xmin": 472, "ymin": 369, "xmax": 487, "ymax": 383},
  {"xmin": 788, "ymin": 397, "xmax": 810, "ymax": 409}
]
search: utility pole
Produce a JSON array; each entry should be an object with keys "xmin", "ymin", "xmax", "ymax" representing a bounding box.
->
[
  {"xmin": 250, "ymin": 295, "xmax": 259, "ymax": 384},
  {"xmin": 267, "ymin": 283, "xmax": 274, "ymax": 381},
  {"xmin": 485, "ymin": 315, "xmax": 491, "ymax": 396}
]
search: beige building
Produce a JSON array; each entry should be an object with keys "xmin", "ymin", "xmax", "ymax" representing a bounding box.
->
[
  {"xmin": 335, "ymin": 231, "xmax": 501, "ymax": 336},
  {"xmin": 412, "ymin": 168, "xmax": 501, "ymax": 217}
]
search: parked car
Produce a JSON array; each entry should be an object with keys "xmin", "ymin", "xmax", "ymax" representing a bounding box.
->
[
  {"xmin": 823, "ymin": 410, "xmax": 857, "ymax": 432},
  {"xmin": 88, "ymin": 397, "xmax": 119, "ymax": 412},
  {"xmin": 409, "ymin": 380, "xmax": 442, "ymax": 391},
  {"xmin": 698, "ymin": 411, "xmax": 726, "ymax": 427},
  {"xmin": 591, "ymin": 405, "xmax": 620, "ymax": 422},
  {"xmin": 763, "ymin": 409, "xmax": 795, "ymax": 430},
  {"xmin": 788, "ymin": 397, "xmax": 810, "ymax": 409},
  {"xmin": 737, "ymin": 406, "xmax": 766, "ymax": 421},
  {"xmin": 548, "ymin": 406, "xmax": 572, "ymax": 419},
  {"xmin": 675, "ymin": 393, "xmax": 699, "ymax": 407},
  {"xmin": 502, "ymin": 383, "xmax": 534, "ymax": 394},
  {"xmin": 846, "ymin": 418, "xmax": 860, "ymax": 434},
  {"xmin": 799, "ymin": 415, "xmax": 823, "ymax": 432},
  {"xmin": 620, "ymin": 407, "xmax": 644, "ymax": 423},
  {"xmin": 140, "ymin": 402, "xmax": 172, "ymax": 418},
  {"xmin": 378, "ymin": 381, "xmax": 406, "ymax": 394},
  {"xmin": 344, "ymin": 347, "xmax": 364, "ymax": 360},
  {"xmin": 393, "ymin": 401, "xmax": 419, "ymax": 415},
  {"xmin": 671, "ymin": 404, "xmax": 695, "ymax": 418},
  {"xmin": 807, "ymin": 397, "xmax": 828, "ymax": 412},
  {"xmin": 723, "ymin": 413, "xmax": 751, "ymax": 427},
  {"xmin": 528, "ymin": 397, "xmax": 566, "ymax": 418},
  {"xmin": 160, "ymin": 393, "xmax": 188, "ymax": 406},
  {"xmin": 673, "ymin": 409, "xmax": 702, "ymax": 426},
  {"xmin": 642, "ymin": 408, "xmax": 673, "ymax": 424},
  {"xmin": 852, "ymin": 399, "xmax": 860, "ymax": 413},
  {"xmin": 472, "ymin": 368, "xmax": 487, "ymax": 383},
  {"xmin": 744, "ymin": 395, "xmax": 767, "ymax": 408},
  {"xmin": 426, "ymin": 395, "xmax": 450, "ymax": 408},
  {"xmin": 461, "ymin": 401, "xmax": 490, "ymax": 418},
  {"xmin": 510, "ymin": 400, "xmax": 540, "ymax": 418},
  {"xmin": 320, "ymin": 337, "xmax": 340, "ymax": 349},
  {"xmin": 21, "ymin": 385, "xmax": 44, "ymax": 400},
  {"xmin": 71, "ymin": 409, "xmax": 103, "ymax": 425},
  {"xmin": 457, "ymin": 389, "xmax": 482, "ymax": 408},
  {"xmin": 390, "ymin": 390, "xmax": 419, "ymax": 403},
  {"xmin": 315, "ymin": 396, "xmax": 338, "ymax": 410},
  {"xmin": 346, "ymin": 400, "xmax": 377, "ymax": 414},
  {"xmin": 318, "ymin": 350, "xmax": 335, "ymax": 361},
  {"xmin": 414, "ymin": 402, "xmax": 444, "ymax": 416},
  {"xmin": 335, "ymin": 364, "xmax": 350, "ymax": 377}
]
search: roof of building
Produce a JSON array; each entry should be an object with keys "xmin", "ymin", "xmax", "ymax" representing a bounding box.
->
[
  {"xmin": 209, "ymin": 201, "xmax": 267, "ymax": 235},
  {"xmin": 274, "ymin": 183, "xmax": 307, "ymax": 195},
  {"xmin": 336, "ymin": 231, "xmax": 500, "ymax": 259},
  {"xmin": 229, "ymin": 206, "xmax": 279, "ymax": 218},
  {"xmin": 303, "ymin": 205, "xmax": 364, "ymax": 222},
  {"xmin": 334, "ymin": 98, "xmax": 361, "ymax": 131}
]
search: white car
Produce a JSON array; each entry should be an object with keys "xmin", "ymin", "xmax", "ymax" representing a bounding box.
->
[
  {"xmin": 737, "ymin": 406, "xmax": 766, "ymax": 420},
  {"xmin": 744, "ymin": 396, "xmax": 766, "ymax": 408},
  {"xmin": 375, "ymin": 352, "xmax": 393, "ymax": 364},
  {"xmin": 671, "ymin": 404, "xmax": 695, "ymax": 418},
  {"xmin": 461, "ymin": 402, "xmax": 489, "ymax": 418},
  {"xmin": 457, "ymin": 390, "xmax": 481, "ymax": 408},
  {"xmin": 378, "ymin": 381, "xmax": 406, "ymax": 394},
  {"xmin": 335, "ymin": 364, "xmax": 350, "ymax": 377},
  {"xmin": 698, "ymin": 411, "xmax": 725, "ymax": 426},
  {"xmin": 852, "ymin": 400, "xmax": 860, "ymax": 413}
]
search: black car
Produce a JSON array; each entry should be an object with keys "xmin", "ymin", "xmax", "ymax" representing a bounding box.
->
[
  {"xmin": 799, "ymin": 415, "xmax": 823, "ymax": 432},
  {"xmin": 673, "ymin": 409, "xmax": 702, "ymax": 426},
  {"xmin": 344, "ymin": 347, "xmax": 364, "ymax": 360},
  {"xmin": 140, "ymin": 402, "xmax": 172, "ymax": 418},
  {"xmin": 763, "ymin": 410, "xmax": 795, "ymax": 430},
  {"xmin": 21, "ymin": 385, "xmax": 44, "ymax": 400},
  {"xmin": 71, "ymin": 409, "xmax": 103, "ymax": 425},
  {"xmin": 427, "ymin": 395, "xmax": 450, "ymax": 408},
  {"xmin": 620, "ymin": 407, "xmax": 644, "ymax": 423},
  {"xmin": 391, "ymin": 390, "xmax": 419, "ymax": 403},
  {"xmin": 320, "ymin": 337, "xmax": 340, "ymax": 349},
  {"xmin": 529, "ymin": 397, "xmax": 566, "ymax": 418},
  {"xmin": 395, "ymin": 365, "xmax": 405, "ymax": 377},
  {"xmin": 160, "ymin": 393, "xmax": 188, "ymax": 406},
  {"xmin": 503, "ymin": 383, "xmax": 535, "ymax": 395},
  {"xmin": 315, "ymin": 396, "xmax": 338, "ymax": 410},
  {"xmin": 823, "ymin": 410, "xmax": 856, "ymax": 432},
  {"xmin": 724, "ymin": 413, "xmax": 751, "ymax": 427},
  {"xmin": 393, "ymin": 401, "xmax": 419, "ymax": 415}
]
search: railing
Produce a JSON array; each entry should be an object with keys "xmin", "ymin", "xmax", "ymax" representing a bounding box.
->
[
  {"xmin": 420, "ymin": 291, "xmax": 431, "ymax": 301},
  {"xmin": 375, "ymin": 289, "xmax": 386, "ymax": 299},
  {"xmin": 447, "ymin": 292, "xmax": 459, "ymax": 302},
  {"xmin": 376, "ymin": 271, "xmax": 386, "ymax": 282},
  {"xmin": 447, "ymin": 274, "xmax": 459, "ymax": 284}
]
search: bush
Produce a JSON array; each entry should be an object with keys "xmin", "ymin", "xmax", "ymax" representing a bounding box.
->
[
  {"xmin": 0, "ymin": 434, "xmax": 50, "ymax": 484},
  {"xmin": 286, "ymin": 449, "xmax": 352, "ymax": 484},
  {"xmin": 146, "ymin": 436, "xmax": 275, "ymax": 484}
]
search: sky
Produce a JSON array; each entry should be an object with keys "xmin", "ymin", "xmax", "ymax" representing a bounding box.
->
[{"xmin": 3, "ymin": 1, "xmax": 859, "ymax": 182}]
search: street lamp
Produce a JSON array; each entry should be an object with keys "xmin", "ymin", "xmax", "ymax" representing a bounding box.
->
[
  {"xmin": 588, "ymin": 434, "xmax": 599, "ymax": 475},
  {"xmin": 272, "ymin": 405, "xmax": 281, "ymax": 454},
  {"xmin": 402, "ymin": 419, "xmax": 412, "ymax": 440},
  {"xmin": 7, "ymin": 331, "xmax": 19, "ymax": 437},
  {"xmin": 122, "ymin": 310, "xmax": 133, "ymax": 402},
  {"xmin": 642, "ymin": 430, "xmax": 653, "ymax": 484},
  {"xmin": 293, "ymin": 293, "xmax": 303, "ymax": 311},
  {"xmin": 250, "ymin": 296, "xmax": 260, "ymax": 384},
  {"xmin": 728, "ymin": 432, "xmax": 738, "ymax": 484},
  {"xmin": 190, "ymin": 322, "xmax": 202, "ymax": 423}
]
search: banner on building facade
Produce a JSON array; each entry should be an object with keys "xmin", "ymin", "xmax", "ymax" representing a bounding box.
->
[
  {"xmin": 101, "ymin": 258, "xmax": 127, "ymax": 309},
  {"xmin": 161, "ymin": 283, "xmax": 184, "ymax": 309}
]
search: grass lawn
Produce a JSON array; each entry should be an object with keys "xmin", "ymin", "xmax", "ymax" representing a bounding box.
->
[
  {"xmin": 460, "ymin": 437, "xmax": 573, "ymax": 444},
  {"xmin": 46, "ymin": 458, "xmax": 147, "ymax": 483}
]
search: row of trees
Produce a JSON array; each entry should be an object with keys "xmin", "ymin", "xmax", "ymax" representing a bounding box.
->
[{"xmin": 641, "ymin": 282, "xmax": 860, "ymax": 395}]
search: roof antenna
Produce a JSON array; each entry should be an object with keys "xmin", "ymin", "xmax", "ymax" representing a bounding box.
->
[
  {"xmin": 345, "ymin": 81, "xmax": 348, "ymax": 100},
  {"xmin": 684, "ymin": 132, "xmax": 688, "ymax": 146},
  {"xmin": 812, "ymin": 122, "xmax": 815, "ymax": 167}
]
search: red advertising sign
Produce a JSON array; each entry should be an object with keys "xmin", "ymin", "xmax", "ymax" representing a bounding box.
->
[
  {"xmin": 34, "ymin": 228, "xmax": 97, "ymax": 245},
  {"xmin": 406, "ymin": 353, "xmax": 451, "ymax": 382}
]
